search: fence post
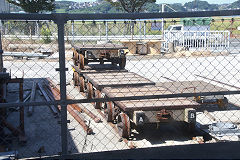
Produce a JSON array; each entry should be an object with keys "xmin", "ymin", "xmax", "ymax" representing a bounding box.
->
[
  {"xmin": 71, "ymin": 20, "xmax": 74, "ymax": 44},
  {"xmin": 0, "ymin": 30, "xmax": 3, "ymax": 72},
  {"xmin": 53, "ymin": 13, "xmax": 68, "ymax": 156},
  {"xmin": 105, "ymin": 21, "xmax": 108, "ymax": 41}
]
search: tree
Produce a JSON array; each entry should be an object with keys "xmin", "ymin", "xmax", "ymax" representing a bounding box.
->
[
  {"xmin": 184, "ymin": 0, "xmax": 218, "ymax": 11},
  {"xmin": 229, "ymin": 0, "xmax": 240, "ymax": 9},
  {"xmin": 105, "ymin": 0, "xmax": 156, "ymax": 13},
  {"xmin": 7, "ymin": 0, "xmax": 55, "ymax": 13}
]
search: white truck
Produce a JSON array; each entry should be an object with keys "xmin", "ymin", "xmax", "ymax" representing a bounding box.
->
[{"xmin": 163, "ymin": 24, "xmax": 230, "ymax": 51}]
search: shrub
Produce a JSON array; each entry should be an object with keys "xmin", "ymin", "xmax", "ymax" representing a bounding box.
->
[{"xmin": 41, "ymin": 26, "xmax": 52, "ymax": 44}]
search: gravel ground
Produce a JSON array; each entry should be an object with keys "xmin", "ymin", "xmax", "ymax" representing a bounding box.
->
[{"xmin": 2, "ymin": 53, "xmax": 240, "ymax": 158}]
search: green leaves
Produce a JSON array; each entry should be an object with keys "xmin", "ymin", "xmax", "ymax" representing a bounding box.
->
[
  {"xmin": 7, "ymin": 0, "xmax": 55, "ymax": 13},
  {"xmin": 106, "ymin": 0, "xmax": 156, "ymax": 13}
]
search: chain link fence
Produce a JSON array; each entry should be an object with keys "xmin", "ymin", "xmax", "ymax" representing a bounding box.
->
[{"xmin": 0, "ymin": 11, "xmax": 240, "ymax": 159}]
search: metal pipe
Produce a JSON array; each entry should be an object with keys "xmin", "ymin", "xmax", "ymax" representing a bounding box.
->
[
  {"xmin": 71, "ymin": 103, "xmax": 101, "ymax": 123},
  {"xmin": 0, "ymin": 10, "xmax": 239, "ymax": 21},
  {"xmin": 105, "ymin": 21, "xmax": 108, "ymax": 41},
  {"xmin": 48, "ymin": 80, "xmax": 93, "ymax": 135},
  {"xmin": 0, "ymin": 28, "xmax": 3, "ymax": 72},
  {"xmin": 1, "ymin": 90, "xmax": 240, "ymax": 109},
  {"xmin": 19, "ymin": 81, "xmax": 24, "ymax": 135},
  {"xmin": 67, "ymin": 105, "xmax": 93, "ymax": 135},
  {"xmin": 46, "ymin": 78, "xmax": 101, "ymax": 123},
  {"xmin": 55, "ymin": 14, "xmax": 68, "ymax": 156}
]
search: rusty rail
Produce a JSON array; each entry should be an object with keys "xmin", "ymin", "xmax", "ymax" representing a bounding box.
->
[
  {"xmin": 46, "ymin": 79, "xmax": 93, "ymax": 135},
  {"xmin": 46, "ymin": 78, "xmax": 101, "ymax": 123},
  {"xmin": 27, "ymin": 82, "xmax": 37, "ymax": 116},
  {"xmin": 37, "ymin": 82, "xmax": 59, "ymax": 117}
]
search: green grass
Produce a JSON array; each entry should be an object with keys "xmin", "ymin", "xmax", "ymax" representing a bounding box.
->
[{"xmin": 55, "ymin": 9, "xmax": 66, "ymax": 13}]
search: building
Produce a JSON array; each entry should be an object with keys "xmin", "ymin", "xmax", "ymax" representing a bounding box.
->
[{"xmin": 0, "ymin": 0, "xmax": 10, "ymax": 13}]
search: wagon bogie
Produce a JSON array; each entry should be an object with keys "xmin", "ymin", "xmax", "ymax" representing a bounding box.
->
[
  {"xmin": 132, "ymin": 108, "xmax": 196, "ymax": 128},
  {"xmin": 73, "ymin": 44, "xmax": 128, "ymax": 69},
  {"xmin": 86, "ymin": 82, "xmax": 94, "ymax": 99},
  {"xmin": 78, "ymin": 54, "xmax": 85, "ymax": 70},
  {"xmin": 73, "ymin": 71, "xmax": 79, "ymax": 86},
  {"xmin": 95, "ymin": 90, "xmax": 102, "ymax": 109},
  {"xmin": 79, "ymin": 76, "xmax": 85, "ymax": 92},
  {"xmin": 195, "ymin": 95, "xmax": 229, "ymax": 110},
  {"xmin": 117, "ymin": 113, "xmax": 131, "ymax": 138},
  {"xmin": 119, "ymin": 56, "xmax": 126, "ymax": 69},
  {"xmin": 104, "ymin": 101, "xmax": 115, "ymax": 122},
  {"xmin": 217, "ymin": 97, "xmax": 228, "ymax": 110}
]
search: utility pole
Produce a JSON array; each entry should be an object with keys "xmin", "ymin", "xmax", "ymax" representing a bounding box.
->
[
  {"xmin": 161, "ymin": 4, "xmax": 165, "ymax": 35},
  {"xmin": 0, "ymin": 30, "xmax": 3, "ymax": 72},
  {"xmin": 195, "ymin": 0, "xmax": 198, "ymax": 11},
  {"xmin": 161, "ymin": 4, "xmax": 177, "ymax": 36}
]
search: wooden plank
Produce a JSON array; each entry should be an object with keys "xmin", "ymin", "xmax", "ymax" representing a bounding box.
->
[
  {"xmin": 102, "ymin": 85, "xmax": 200, "ymax": 111},
  {"xmin": 84, "ymin": 72, "xmax": 155, "ymax": 89}
]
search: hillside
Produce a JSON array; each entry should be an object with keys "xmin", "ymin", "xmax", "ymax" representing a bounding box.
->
[{"xmin": 9, "ymin": 0, "xmax": 240, "ymax": 13}]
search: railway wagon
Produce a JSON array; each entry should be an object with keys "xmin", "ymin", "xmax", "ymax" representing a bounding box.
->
[
  {"xmin": 72, "ymin": 67, "xmax": 200, "ymax": 138},
  {"xmin": 102, "ymin": 86, "xmax": 200, "ymax": 138},
  {"xmin": 72, "ymin": 64, "xmax": 128, "ymax": 91},
  {"xmin": 158, "ymin": 81, "xmax": 229, "ymax": 109},
  {"xmin": 72, "ymin": 43, "xmax": 128, "ymax": 70}
]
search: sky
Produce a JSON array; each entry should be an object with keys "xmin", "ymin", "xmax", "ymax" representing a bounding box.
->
[
  {"xmin": 155, "ymin": 0, "xmax": 236, "ymax": 4},
  {"xmin": 70, "ymin": 0, "xmax": 237, "ymax": 4}
]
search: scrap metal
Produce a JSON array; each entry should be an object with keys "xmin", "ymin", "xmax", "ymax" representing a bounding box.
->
[
  {"xmin": 46, "ymin": 78, "xmax": 101, "ymax": 123},
  {"xmin": 27, "ymin": 82, "xmax": 37, "ymax": 116},
  {"xmin": 37, "ymin": 82, "xmax": 59, "ymax": 117},
  {"xmin": 47, "ymin": 79, "xmax": 93, "ymax": 135}
]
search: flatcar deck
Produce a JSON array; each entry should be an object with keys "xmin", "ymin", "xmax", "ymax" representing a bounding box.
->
[
  {"xmin": 73, "ymin": 44, "xmax": 128, "ymax": 51},
  {"xmin": 157, "ymin": 81, "xmax": 229, "ymax": 100},
  {"xmin": 72, "ymin": 64, "xmax": 128, "ymax": 74},
  {"xmin": 103, "ymin": 86, "xmax": 200, "ymax": 111},
  {"xmin": 157, "ymin": 81, "xmax": 228, "ymax": 93},
  {"xmin": 84, "ymin": 72, "xmax": 155, "ymax": 89}
]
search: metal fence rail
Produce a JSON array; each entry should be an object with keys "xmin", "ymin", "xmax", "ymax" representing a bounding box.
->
[{"xmin": 0, "ymin": 10, "xmax": 240, "ymax": 159}]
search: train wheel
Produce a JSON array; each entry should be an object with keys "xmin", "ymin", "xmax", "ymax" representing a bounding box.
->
[
  {"xmin": 95, "ymin": 90, "xmax": 102, "ymax": 109},
  {"xmin": 99, "ymin": 58, "xmax": 104, "ymax": 65},
  {"xmin": 79, "ymin": 54, "xmax": 85, "ymax": 70},
  {"xmin": 86, "ymin": 82, "xmax": 93, "ymax": 99},
  {"xmin": 119, "ymin": 57, "xmax": 126, "ymax": 69},
  {"xmin": 117, "ymin": 113, "xmax": 130, "ymax": 138},
  {"xmin": 73, "ymin": 72, "xmax": 78, "ymax": 86},
  {"xmin": 85, "ymin": 58, "xmax": 89, "ymax": 65},
  {"xmin": 79, "ymin": 76, "xmax": 85, "ymax": 92},
  {"xmin": 73, "ymin": 49, "xmax": 78, "ymax": 65},
  {"xmin": 217, "ymin": 97, "xmax": 228, "ymax": 110},
  {"xmin": 188, "ymin": 122, "xmax": 196, "ymax": 133},
  {"xmin": 111, "ymin": 58, "xmax": 117, "ymax": 66},
  {"xmin": 104, "ymin": 101, "xmax": 114, "ymax": 122}
]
